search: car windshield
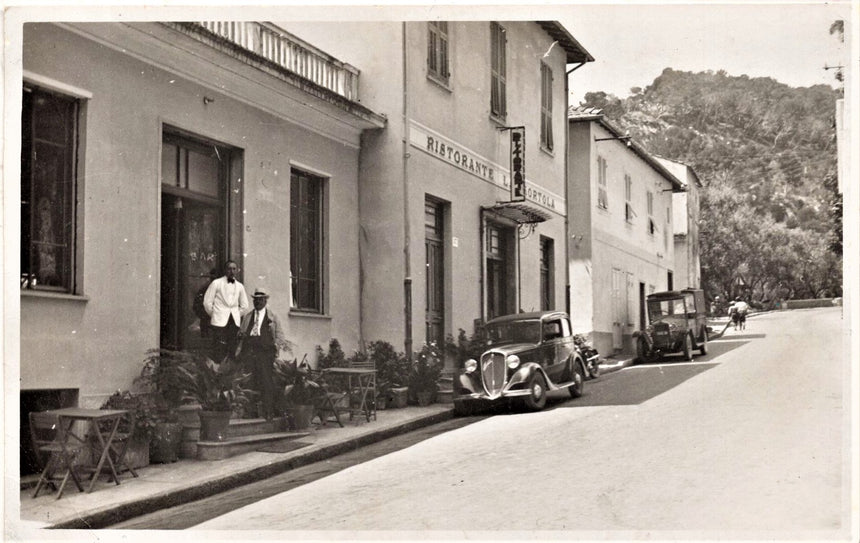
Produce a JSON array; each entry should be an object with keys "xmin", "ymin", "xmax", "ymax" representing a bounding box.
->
[
  {"xmin": 486, "ymin": 320, "xmax": 541, "ymax": 346},
  {"xmin": 647, "ymin": 298, "xmax": 687, "ymax": 323}
]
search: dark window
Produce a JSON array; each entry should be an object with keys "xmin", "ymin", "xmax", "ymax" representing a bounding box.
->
[
  {"xmin": 490, "ymin": 22, "xmax": 507, "ymax": 119},
  {"xmin": 21, "ymin": 85, "xmax": 79, "ymax": 293},
  {"xmin": 540, "ymin": 236, "xmax": 554, "ymax": 311},
  {"xmin": 290, "ymin": 169, "xmax": 325, "ymax": 312},
  {"xmin": 540, "ymin": 62, "xmax": 553, "ymax": 150},
  {"xmin": 427, "ymin": 21, "xmax": 449, "ymax": 84}
]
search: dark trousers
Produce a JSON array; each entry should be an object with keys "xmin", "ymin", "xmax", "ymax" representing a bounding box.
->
[
  {"xmin": 242, "ymin": 337, "xmax": 277, "ymax": 419},
  {"xmin": 211, "ymin": 315, "xmax": 239, "ymax": 363}
]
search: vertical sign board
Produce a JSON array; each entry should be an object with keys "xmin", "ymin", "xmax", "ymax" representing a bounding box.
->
[{"xmin": 510, "ymin": 127, "xmax": 525, "ymax": 202}]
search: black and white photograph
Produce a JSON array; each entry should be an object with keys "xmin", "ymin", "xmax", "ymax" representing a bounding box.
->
[{"xmin": 3, "ymin": 1, "xmax": 857, "ymax": 541}]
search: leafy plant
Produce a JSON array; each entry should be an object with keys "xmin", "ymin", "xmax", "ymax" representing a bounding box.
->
[
  {"xmin": 408, "ymin": 343, "xmax": 444, "ymax": 395},
  {"xmin": 177, "ymin": 354, "xmax": 256, "ymax": 414},
  {"xmin": 444, "ymin": 328, "xmax": 485, "ymax": 368},
  {"xmin": 315, "ymin": 338, "xmax": 347, "ymax": 371},
  {"xmin": 363, "ymin": 340, "xmax": 410, "ymax": 404},
  {"xmin": 274, "ymin": 358, "xmax": 325, "ymax": 406},
  {"xmin": 99, "ymin": 389, "xmax": 157, "ymax": 441},
  {"xmin": 134, "ymin": 348, "xmax": 200, "ymax": 421}
]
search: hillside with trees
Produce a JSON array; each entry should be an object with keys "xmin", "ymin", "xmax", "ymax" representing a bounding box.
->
[{"xmin": 580, "ymin": 68, "xmax": 843, "ymax": 305}]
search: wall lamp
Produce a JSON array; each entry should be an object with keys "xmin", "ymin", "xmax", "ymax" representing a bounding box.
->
[{"xmin": 594, "ymin": 134, "xmax": 632, "ymax": 147}]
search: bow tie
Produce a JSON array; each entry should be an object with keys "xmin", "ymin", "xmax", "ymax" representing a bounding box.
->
[{"xmin": 227, "ymin": 278, "xmax": 235, "ymax": 284}]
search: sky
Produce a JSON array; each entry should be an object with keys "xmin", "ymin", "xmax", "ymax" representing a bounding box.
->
[{"xmin": 561, "ymin": 2, "xmax": 851, "ymax": 103}]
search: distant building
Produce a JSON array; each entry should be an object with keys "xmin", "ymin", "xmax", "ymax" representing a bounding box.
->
[
  {"xmin": 567, "ymin": 107, "xmax": 685, "ymax": 355},
  {"xmin": 655, "ymin": 156, "xmax": 703, "ymax": 290}
]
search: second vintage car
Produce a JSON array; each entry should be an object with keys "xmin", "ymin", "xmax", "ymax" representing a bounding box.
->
[
  {"xmin": 453, "ymin": 311, "xmax": 586, "ymax": 415},
  {"xmin": 634, "ymin": 288, "xmax": 709, "ymax": 363}
]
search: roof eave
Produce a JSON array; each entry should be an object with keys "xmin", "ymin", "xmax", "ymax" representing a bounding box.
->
[{"xmin": 537, "ymin": 21, "xmax": 595, "ymax": 64}]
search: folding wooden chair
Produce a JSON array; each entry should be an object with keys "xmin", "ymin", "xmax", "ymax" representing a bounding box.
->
[
  {"xmin": 100, "ymin": 410, "xmax": 139, "ymax": 480},
  {"xmin": 29, "ymin": 411, "xmax": 85, "ymax": 499},
  {"xmin": 309, "ymin": 369, "xmax": 344, "ymax": 428}
]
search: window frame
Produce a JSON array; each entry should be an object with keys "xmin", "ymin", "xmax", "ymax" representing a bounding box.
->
[
  {"xmin": 21, "ymin": 83, "xmax": 83, "ymax": 295},
  {"xmin": 290, "ymin": 168, "xmax": 326, "ymax": 314},
  {"xmin": 597, "ymin": 155, "xmax": 608, "ymax": 210},
  {"xmin": 540, "ymin": 62, "xmax": 553, "ymax": 151},
  {"xmin": 490, "ymin": 22, "xmax": 507, "ymax": 120},
  {"xmin": 427, "ymin": 21, "xmax": 450, "ymax": 86}
]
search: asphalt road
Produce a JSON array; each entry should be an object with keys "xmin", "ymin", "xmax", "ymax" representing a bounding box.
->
[{"xmin": 154, "ymin": 308, "xmax": 852, "ymax": 536}]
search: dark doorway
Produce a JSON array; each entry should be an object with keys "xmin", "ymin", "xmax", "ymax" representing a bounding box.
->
[
  {"xmin": 20, "ymin": 389, "xmax": 78, "ymax": 475},
  {"xmin": 639, "ymin": 282, "xmax": 646, "ymax": 330},
  {"xmin": 667, "ymin": 270, "xmax": 674, "ymax": 291},
  {"xmin": 485, "ymin": 221, "xmax": 515, "ymax": 320},
  {"xmin": 425, "ymin": 198, "xmax": 445, "ymax": 347},
  {"xmin": 161, "ymin": 131, "xmax": 234, "ymax": 351}
]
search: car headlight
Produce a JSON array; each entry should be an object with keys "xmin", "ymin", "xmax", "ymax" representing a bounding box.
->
[
  {"xmin": 506, "ymin": 355, "xmax": 521, "ymax": 369},
  {"xmin": 668, "ymin": 322, "xmax": 678, "ymax": 331},
  {"xmin": 464, "ymin": 359, "xmax": 478, "ymax": 373},
  {"xmin": 645, "ymin": 325, "xmax": 653, "ymax": 334}
]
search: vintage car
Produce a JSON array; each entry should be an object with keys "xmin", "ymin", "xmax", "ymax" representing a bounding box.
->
[
  {"xmin": 634, "ymin": 288, "xmax": 709, "ymax": 362},
  {"xmin": 453, "ymin": 311, "xmax": 586, "ymax": 415}
]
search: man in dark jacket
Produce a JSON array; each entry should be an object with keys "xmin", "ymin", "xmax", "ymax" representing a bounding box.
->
[{"xmin": 237, "ymin": 287, "xmax": 286, "ymax": 420}]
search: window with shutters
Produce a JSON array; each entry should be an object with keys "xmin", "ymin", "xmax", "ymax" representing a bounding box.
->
[
  {"xmin": 427, "ymin": 21, "xmax": 450, "ymax": 85},
  {"xmin": 540, "ymin": 62, "xmax": 553, "ymax": 151},
  {"xmin": 490, "ymin": 22, "xmax": 507, "ymax": 120}
]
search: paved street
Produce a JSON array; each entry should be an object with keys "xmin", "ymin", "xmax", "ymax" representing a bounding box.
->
[{"xmin": 192, "ymin": 307, "xmax": 847, "ymax": 537}]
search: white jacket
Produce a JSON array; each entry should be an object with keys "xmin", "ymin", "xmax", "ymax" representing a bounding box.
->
[{"xmin": 203, "ymin": 276, "xmax": 250, "ymax": 327}]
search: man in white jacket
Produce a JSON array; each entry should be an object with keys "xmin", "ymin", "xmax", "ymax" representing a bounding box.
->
[{"xmin": 203, "ymin": 260, "xmax": 250, "ymax": 363}]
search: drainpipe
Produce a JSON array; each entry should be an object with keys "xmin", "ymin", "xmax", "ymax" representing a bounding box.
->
[
  {"xmin": 402, "ymin": 22, "xmax": 413, "ymax": 361},
  {"xmin": 564, "ymin": 61, "xmax": 585, "ymax": 315}
]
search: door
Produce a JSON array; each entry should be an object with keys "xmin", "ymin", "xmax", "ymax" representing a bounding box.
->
[
  {"xmin": 161, "ymin": 196, "xmax": 222, "ymax": 351},
  {"xmin": 160, "ymin": 131, "xmax": 230, "ymax": 351},
  {"xmin": 611, "ymin": 268, "xmax": 624, "ymax": 350},
  {"xmin": 425, "ymin": 199, "xmax": 445, "ymax": 347},
  {"xmin": 485, "ymin": 222, "xmax": 513, "ymax": 320}
]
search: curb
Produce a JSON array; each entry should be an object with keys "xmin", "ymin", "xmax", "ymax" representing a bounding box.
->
[{"xmin": 47, "ymin": 409, "xmax": 454, "ymax": 529}]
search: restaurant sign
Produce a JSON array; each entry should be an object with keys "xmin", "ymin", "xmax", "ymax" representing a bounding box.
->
[{"xmin": 409, "ymin": 121, "xmax": 564, "ymax": 215}]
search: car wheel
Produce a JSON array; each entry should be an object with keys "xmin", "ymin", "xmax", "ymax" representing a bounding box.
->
[
  {"xmin": 568, "ymin": 360, "xmax": 585, "ymax": 399},
  {"xmin": 523, "ymin": 372, "xmax": 548, "ymax": 410},
  {"xmin": 699, "ymin": 328, "xmax": 708, "ymax": 356},
  {"xmin": 588, "ymin": 359, "xmax": 601, "ymax": 379},
  {"xmin": 453, "ymin": 400, "xmax": 472, "ymax": 417},
  {"xmin": 683, "ymin": 333, "xmax": 694, "ymax": 361}
]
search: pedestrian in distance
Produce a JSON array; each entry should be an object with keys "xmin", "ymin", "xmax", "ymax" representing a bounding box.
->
[
  {"xmin": 203, "ymin": 260, "xmax": 250, "ymax": 363},
  {"xmin": 727, "ymin": 299, "xmax": 750, "ymax": 331},
  {"xmin": 237, "ymin": 287, "xmax": 286, "ymax": 421}
]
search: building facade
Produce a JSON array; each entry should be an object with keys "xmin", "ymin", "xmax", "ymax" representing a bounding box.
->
[
  {"xmin": 280, "ymin": 21, "xmax": 593, "ymax": 362},
  {"xmin": 567, "ymin": 108, "xmax": 685, "ymax": 355},
  {"xmin": 18, "ymin": 21, "xmax": 385, "ymax": 414},
  {"xmin": 656, "ymin": 157, "xmax": 703, "ymax": 290}
]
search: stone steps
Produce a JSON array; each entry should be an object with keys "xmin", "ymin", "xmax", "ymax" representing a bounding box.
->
[
  {"xmin": 181, "ymin": 416, "xmax": 288, "ymax": 459},
  {"xmin": 196, "ymin": 431, "xmax": 311, "ymax": 461}
]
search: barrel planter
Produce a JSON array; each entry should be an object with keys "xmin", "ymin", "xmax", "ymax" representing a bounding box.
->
[
  {"xmin": 149, "ymin": 421, "xmax": 183, "ymax": 463},
  {"xmin": 198, "ymin": 410, "xmax": 232, "ymax": 442},
  {"xmin": 285, "ymin": 405, "xmax": 315, "ymax": 431}
]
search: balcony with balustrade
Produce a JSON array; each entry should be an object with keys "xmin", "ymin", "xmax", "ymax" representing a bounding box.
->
[{"xmin": 163, "ymin": 21, "xmax": 385, "ymax": 130}]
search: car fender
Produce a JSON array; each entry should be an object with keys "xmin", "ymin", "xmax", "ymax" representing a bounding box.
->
[
  {"xmin": 507, "ymin": 362, "xmax": 544, "ymax": 389},
  {"xmin": 455, "ymin": 371, "xmax": 480, "ymax": 396}
]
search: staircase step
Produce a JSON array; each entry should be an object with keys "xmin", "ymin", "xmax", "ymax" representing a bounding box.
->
[
  {"xmin": 196, "ymin": 431, "xmax": 311, "ymax": 461},
  {"xmin": 181, "ymin": 417, "xmax": 286, "ymax": 458}
]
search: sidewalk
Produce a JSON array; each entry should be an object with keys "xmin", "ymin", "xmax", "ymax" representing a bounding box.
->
[
  {"xmin": 16, "ymin": 357, "xmax": 635, "ymax": 531},
  {"xmin": 17, "ymin": 405, "xmax": 453, "ymax": 530}
]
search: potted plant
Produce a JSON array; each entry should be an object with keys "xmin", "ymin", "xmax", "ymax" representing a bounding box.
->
[
  {"xmin": 98, "ymin": 390, "xmax": 157, "ymax": 470},
  {"xmin": 176, "ymin": 354, "xmax": 255, "ymax": 441},
  {"xmin": 366, "ymin": 340, "xmax": 410, "ymax": 409},
  {"xmin": 408, "ymin": 343, "xmax": 444, "ymax": 406},
  {"xmin": 134, "ymin": 348, "xmax": 200, "ymax": 462},
  {"xmin": 274, "ymin": 357, "xmax": 325, "ymax": 431}
]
